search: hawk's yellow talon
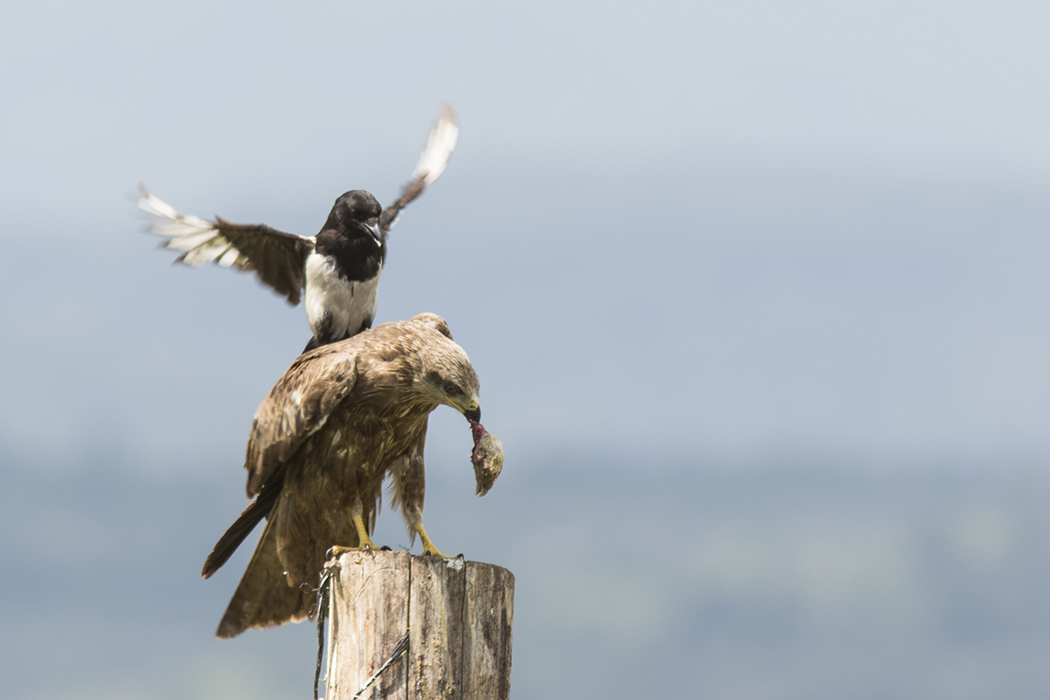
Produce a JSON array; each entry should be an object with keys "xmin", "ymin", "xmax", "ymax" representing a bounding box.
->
[
  {"xmin": 415, "ymin": 524, "xmax": 450, "ymax": 558},
  {"xmin": 325, "ymin": 513, "xmax": 381, "ymax": 559}
]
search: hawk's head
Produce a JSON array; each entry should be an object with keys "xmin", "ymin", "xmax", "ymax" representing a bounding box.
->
[{"xmin": 413, "ymin": 325, "xmax": 481, "ymax": 422}]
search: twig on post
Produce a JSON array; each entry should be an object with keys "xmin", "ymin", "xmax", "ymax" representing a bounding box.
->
[
  {"xmin": 315, "ymin": 562, "xmax": 336, "ymax": 700},
  {"xmin": 350, "ymin": 634, "xmax": 409, "ymax": 700}
]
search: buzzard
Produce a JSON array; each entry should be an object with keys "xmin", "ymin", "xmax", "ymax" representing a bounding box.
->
[
  {"xmin": 138, "ymin": 105, "xmax": 459, "ymax": 352},
  {"xmin": 201, "ymin": 313, "xmax": 493, "ymax": 639}
]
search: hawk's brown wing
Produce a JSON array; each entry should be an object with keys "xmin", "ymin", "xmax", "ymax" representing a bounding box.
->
[
  {"xmin": 379, "ymin": 104, "xmax": 459, "ymax": 232},
  {"xmin": 200, "ymin": 349, "xmax": 358, "ymax": 580},
  {"xmin": 138, "ymin": 185, "xmax": 314, "ymax": 305},
  {"xmin": 244, "ymin": 349, "xmax": 358, "ymax": 497}
]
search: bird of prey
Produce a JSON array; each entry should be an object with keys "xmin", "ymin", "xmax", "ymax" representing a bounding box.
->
[
  {"xmin": 138, "ymin": 105, "xmax": 459, "ymax": 352},
  {"xmin": 201, "ymin": 313, "xmax": 490, "ymax": 639}
]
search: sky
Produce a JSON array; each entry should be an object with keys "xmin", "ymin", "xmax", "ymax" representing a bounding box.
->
[
  {"xmin": 3, "ymin": 1, "xmax": 1050, "ymax": 698},
  {"xmin": 4, "ymin": 1, "xmax": 1050, "ymax": 469}
]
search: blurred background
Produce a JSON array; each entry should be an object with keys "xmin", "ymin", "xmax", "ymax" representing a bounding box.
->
[{"xmin": 3, "ymin": 1, "xmax": 1050, "ymax": 698}]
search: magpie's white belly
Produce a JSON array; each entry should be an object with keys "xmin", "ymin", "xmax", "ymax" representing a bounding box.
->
[{"xmin": 304, "ymin": 252, "xmax": 381, "ymax": 340}]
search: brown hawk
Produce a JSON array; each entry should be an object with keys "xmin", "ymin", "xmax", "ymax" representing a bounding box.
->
[{"xmin": 200, "ymin": 313, "xmax": 499, "ymax": 638}]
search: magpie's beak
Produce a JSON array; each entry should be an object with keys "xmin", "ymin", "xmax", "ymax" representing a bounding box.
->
[{"xmin": 363, "ymin": 219, "xmax": 382, "ymax": 247}]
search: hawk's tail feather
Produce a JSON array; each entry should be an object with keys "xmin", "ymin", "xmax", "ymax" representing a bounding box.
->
[
  {"xmin": 215, "ymin": 516, "xmax": 312, "ymax": 639},
  {"xmin": 202, "ymin": 468, "xmax": 285, "ymax": 579}
]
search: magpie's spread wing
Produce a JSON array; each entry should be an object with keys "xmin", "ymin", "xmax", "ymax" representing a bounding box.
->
[
  {"xmin": 379, "ymin": 104, "xmax": 460, "ymax": 233},
  {"xmin": 138, "ymin": 185, "xmax": 314, "ymax": 305}
]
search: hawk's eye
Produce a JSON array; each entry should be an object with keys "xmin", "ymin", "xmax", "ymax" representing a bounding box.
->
[{"xmin": 444, "ymin": 382, "xmax": 461, "ymax": 396}]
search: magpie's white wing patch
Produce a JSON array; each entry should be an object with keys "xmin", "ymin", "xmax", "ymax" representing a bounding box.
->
[
  {"xmin": 138, "ymin": 186, "xmax": 250, "ymax": 268},
  {"xmin": 413, "ymin": 103, "xmax": 459, "ymax": 185},
  {"xmin": 137, "ymin": 185, "xmax": 315, "ymax": 305},
  {"xmin": 379, "ymin": 104, "xmax": 460, "ymax": 233}
]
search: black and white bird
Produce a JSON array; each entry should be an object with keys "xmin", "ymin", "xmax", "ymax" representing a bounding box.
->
[{"xmin": 138, "ymin": 105, "xmax": 459, "ymax": 353}]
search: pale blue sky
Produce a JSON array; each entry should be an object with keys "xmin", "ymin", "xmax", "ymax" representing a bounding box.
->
[{"xmin": 4, "ymin": 0, "xmax": 1050, "ymax": 473}]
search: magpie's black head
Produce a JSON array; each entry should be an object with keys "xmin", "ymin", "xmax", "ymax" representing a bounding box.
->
[{"xmin": 325, "ymin": 190, "xmax": 383, "ymax": 247}]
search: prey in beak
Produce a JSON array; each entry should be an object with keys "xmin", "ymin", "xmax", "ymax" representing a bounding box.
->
[{"xmin": 469, "ymin": 419, "xmax": 504, "ymax": 496}]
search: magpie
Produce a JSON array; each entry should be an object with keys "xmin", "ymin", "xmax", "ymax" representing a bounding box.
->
[{"xmin": 138, "ymin": 105, "xmax": 459, "ymax": 353}]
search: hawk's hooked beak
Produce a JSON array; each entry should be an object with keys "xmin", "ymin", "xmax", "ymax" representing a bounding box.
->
[
  {"xmin": 447, "ymin": 393, "xmax": 480, "ymax": 422},
  {"xmin": 458, "ymin": 395, "xmax": 481, "ymax": 423},
  {"xmin": 363, "ymin": 219, "xmax": 382, "ymax": 247}
]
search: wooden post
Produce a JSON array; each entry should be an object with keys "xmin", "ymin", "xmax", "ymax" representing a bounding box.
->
[{"xmin": 324, "ymin": 551, "xmax": 514, "ymax": 700}]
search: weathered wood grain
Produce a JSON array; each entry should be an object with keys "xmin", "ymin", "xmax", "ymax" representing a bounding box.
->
[
  {"xmin": 462, "ymin": 562, "xmax": 514, "ymax": 700},
  {"xmin": 324, "ymin": 551, "xmax": 513, "ymax": 700},
  {"xmin": 326, "ymin": 551, "xmax": 411, "ymax": 700},
  {"xmin": 409, "ymin": 556, "xmax": 466, "ymax": 699}
]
